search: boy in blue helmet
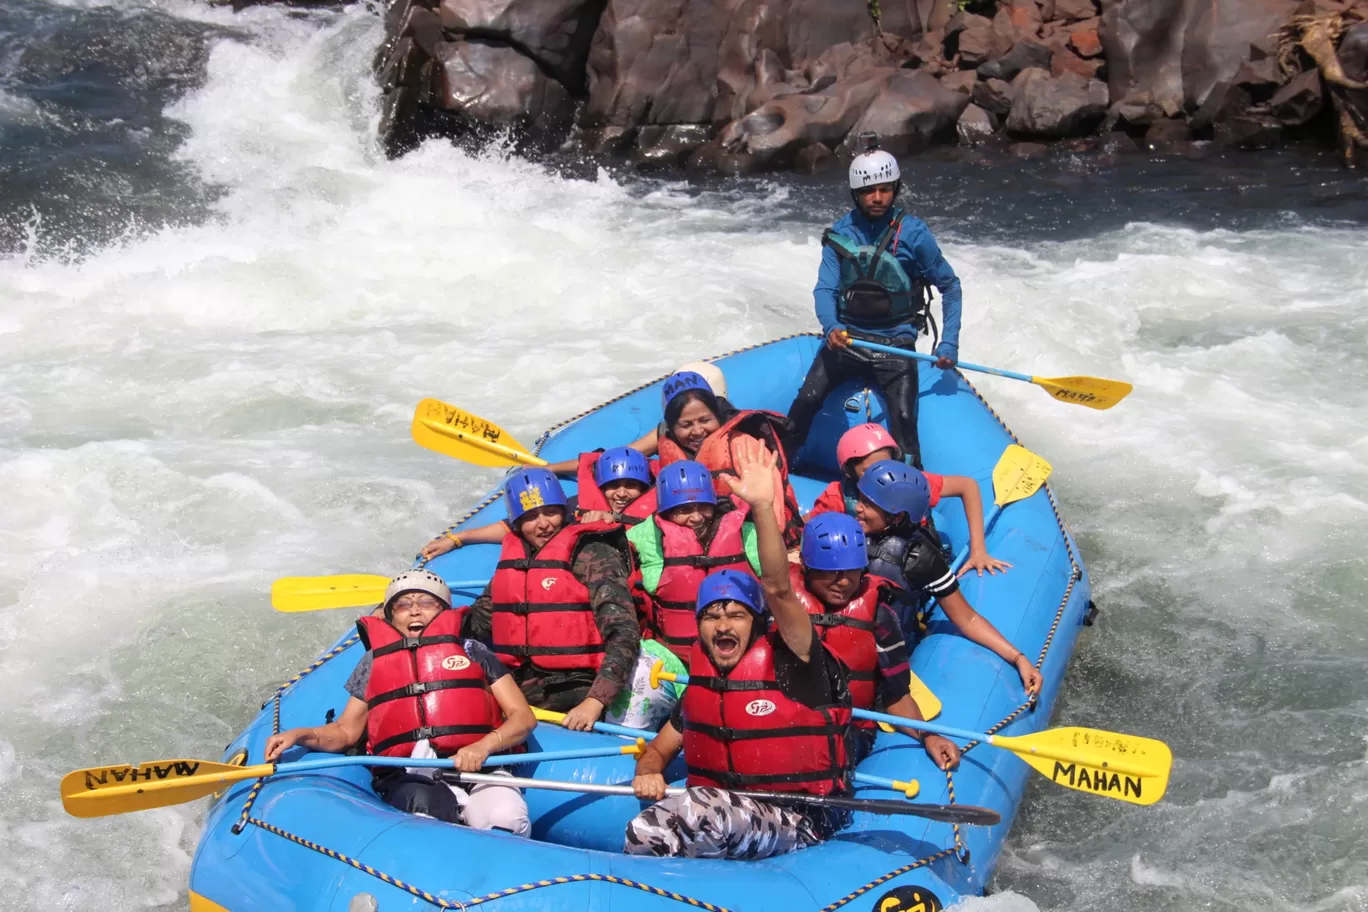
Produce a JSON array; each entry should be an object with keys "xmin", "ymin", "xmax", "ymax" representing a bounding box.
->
[
  {"xmin": 793, "ymin": 511, "xmax": 960, "ymax": 769},
  {"xmin": 459, "ymin": 468, "xmax": 645, "ymax": 732},
  {"xmin": 625, "ymin": 438, "xmax": 854, "ymax": 860},
  {"xmin": 626, "ymin": 459, "xmax": 762, "ymax": 661},
  {"xmin": 784, "ymin": 135, "xmax": 964, "ymax": 469},
  {"xmin": 855, "ymin": 460, "xmax": 1041, "ymax": 696}
]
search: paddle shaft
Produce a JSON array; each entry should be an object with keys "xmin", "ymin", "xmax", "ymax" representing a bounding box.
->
[
  {"xmin": 449, "ymin": 773, "xmax": 998, "ymax": 825},
  {"xmin": 659, "ymin": 669, "xmax": 1153, "ymax": 778},
  {"xmin": 69, "ymin": 746, "xmax": 641, "ymax": 805},
  {"xmin": 848, "ymin": 339, "xmax": 1033, "ymax": 383}
]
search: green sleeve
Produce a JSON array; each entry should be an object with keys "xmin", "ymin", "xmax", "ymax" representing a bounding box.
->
[
  {"xmin": 741, "ymin": 521, "xmax": 762, "ymax": 576},
  {"xmin": 626, "ymin": 518, "xmax": 665, "ymax": 593}
]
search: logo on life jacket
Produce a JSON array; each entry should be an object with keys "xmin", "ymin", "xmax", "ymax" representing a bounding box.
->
[
  {"xmin": 441, "ymin": 655, "xmax": 471, "ymax": 671},
  {"xmin": 745, "ymin": 699, "xmax": 776, "ymax": 717},
  {"xmin": 541, "ymin": 578, "xmax": 557, "ymax": 590}
]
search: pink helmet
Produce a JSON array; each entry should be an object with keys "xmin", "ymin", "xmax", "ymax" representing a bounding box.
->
[{"xmin": 836, "ymin": 423, "xmax": 901, "ymax": 468}]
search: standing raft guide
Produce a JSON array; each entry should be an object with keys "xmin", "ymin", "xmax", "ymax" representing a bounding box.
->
[{"xmin": 61, "ymin": 142, "xmax": 1152, "ymax": 911}]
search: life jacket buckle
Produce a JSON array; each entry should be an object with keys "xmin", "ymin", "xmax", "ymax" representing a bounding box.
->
[
  {"xmin": 407, "ymin": 682, "xmax": 429, "ymax": 696},
  {"xmin": 400, "ymin": 636, "xmax": 422, "ymax": 649}
]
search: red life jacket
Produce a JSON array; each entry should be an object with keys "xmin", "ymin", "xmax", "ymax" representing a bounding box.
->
[
  {"xmin": 632, "ymin": 507, "xmax": 752, "ymax": 660},
  {"xmin": 356, "ymin": 609, "xmax": 508, "ymax": 758},
  {"xmin": 657, "ymin": 409, "xmax": 805, "ymax": 546},
  {"xmin": 681, "ymin": 634, "xmax": 852, "ymax": 796},
  {"xmin": 489, "ymin": 521, "xmax": 623, "ymax": 672},
  {"xmin": 789, "ymin": 564, "xmax": 891, "ymax": 713},
  {"xmin": 573, "ymin": 451, "xmax": 656, "ymax": 525}
]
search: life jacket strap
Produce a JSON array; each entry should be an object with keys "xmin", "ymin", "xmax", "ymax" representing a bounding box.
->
[
  {"xmin": 371, "ymin": 724, "xmax": 494, "ymax": 756},
  {"xmin": 366, "ymin": 677, "xmax": 485, "ymax": 708},
  {"xmin": 370, "ymin": 634, "xmax": 463, "ymax": 659}
]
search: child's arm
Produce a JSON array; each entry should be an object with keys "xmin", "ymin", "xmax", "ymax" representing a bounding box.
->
[
  {"xmin": 936, "ymin": 590, "xmax": 1041, "ymax": 695},
  {"xmin": 420, "ymin": 520, "xmax": 510, "ymax": 560},
  {"xmin": 939, "ymin": 475, "xmax": 1012, "ymax": 577}
]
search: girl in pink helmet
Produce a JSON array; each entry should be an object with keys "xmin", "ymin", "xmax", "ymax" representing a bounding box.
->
[{"xmin": 806, "ymin": 423, "xmax": 1010, "ymax": 577}]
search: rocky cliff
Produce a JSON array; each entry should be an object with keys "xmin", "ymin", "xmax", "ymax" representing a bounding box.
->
[{"xmin": 367, "ymin": 0, "xmax": 1368, "ymax": 168}]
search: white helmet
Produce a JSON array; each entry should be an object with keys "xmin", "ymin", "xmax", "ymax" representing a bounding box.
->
[
  {"xmin": 674, "ymin": 361, "xmax": 728, "ymax": 399},
  {"xmin": 384, "ymin": 569, "xmax": 451, "ymax": 613},
  {"xmin": 849, "ymin": 150, "xmax": 900, "ymax": 190}
]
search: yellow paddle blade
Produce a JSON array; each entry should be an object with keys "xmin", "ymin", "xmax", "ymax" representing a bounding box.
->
[
  {"xmin": 271, "ymin": 574, "xmax": 390, "ymax": 613},
  {"xmin": 992, "ymin": 727, "xmax": 1172, "ymax": 806},
  {"xmin": 908, "ymin": 672, "xmax": 942, "ymax": 720},
  {"xmin": 878, "ymin": 674, "xmax": 942, "ymax": 732},
  {"xmin": 991, "ymin": 445, "xmax": 1053, "ymax": 508},
  {"xmin": 61, "ymin": 759, "xmax": 271, "ymax": 818},
  {"xmin": 1032, "ymin": 375, "xmax": 1133, "ymax": 410},
  {"xmin": 532, "ymin": 707, "xmax": 568, "ymax": 725},
  {"xmin": 411, "ymin": 398, "xmax": 546, "ymax": 468}
]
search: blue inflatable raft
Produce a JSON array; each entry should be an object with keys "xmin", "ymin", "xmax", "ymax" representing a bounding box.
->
[{"xmin": 188, "ymin": 334, "xmax": 1092, "ymax": 912}]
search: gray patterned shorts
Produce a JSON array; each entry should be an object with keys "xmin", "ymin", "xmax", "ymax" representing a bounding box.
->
[{"xmin": 622, "ymin": 786, "xmax": 821, "ymax": 860}]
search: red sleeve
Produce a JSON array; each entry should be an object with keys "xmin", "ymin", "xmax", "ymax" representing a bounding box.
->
[
  {"xmin": 810, "ymin": 481, "xmax": 844, "ymax": 516},
  {"xmin": 924, "ymin": 472, "xmax": 944, "ymax": 508}
]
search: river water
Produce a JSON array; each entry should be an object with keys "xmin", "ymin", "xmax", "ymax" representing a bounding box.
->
[{"xmin": 2, "ymin": 3, "xmax": 1367, "ymax": 910}]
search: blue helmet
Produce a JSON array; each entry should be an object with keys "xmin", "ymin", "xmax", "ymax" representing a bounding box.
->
[
  {"xmin": 857, "ymin": 459, "xmax": 931, "ymax": 522},
  {"xmin": 661, "ymin": 371, "xmax": 711, "ymax": 411},
  {"xmin": 595, "ymin": 446, "xmax": 652, "ymax": 488},
  {"xmin": 504, "ymin": 468, "xmax": 568, "ymax": 525},
  {"xmin": 656, "ymin": 460, "xmax": 717, "ymax": 512},
  {"xmin": 695, "ymin": 569, "xmax": 766, "ymax": 618},
  {"xmin": 801, "ymin": 512, "xmax": 869, "ymax": 571}
]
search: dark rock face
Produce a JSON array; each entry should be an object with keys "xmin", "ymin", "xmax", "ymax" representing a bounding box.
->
[
  {"xmin": 958, "ymin": 102, "xmax": 998, "ymax": 142},
  {"xmin": 1100, "ymin": 0, "xmax": 1300, "ymax": 115},
  {"xmin": 1006, "ymin": 67, "xmax": 1110, "ymax": 135},
  {"xmin": 362, "ymin": 0, "xmax": 1368, "ymax": 169},
  {"xmin": 979, "ymin": 38, "xmax": 1053, "ymax": 80},
  {"xmin": 721, "ymin": 67, "xmax": 967, "ymax": 166},
  {"xmin": 1267, "ymin": 67, "xmax": 1324, "ymax": 125},
  {"xmin": 437, "ymin": 0, "xmax": 606, "ymax": 89},
  {"xmin": 437, "ymin": 38, "xmax": 575, "ymax": 146}
]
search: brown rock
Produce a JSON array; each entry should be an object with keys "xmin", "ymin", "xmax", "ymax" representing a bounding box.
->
[
  {"xmin": 1008, "ymin": 140, "xmax": 1051, "ymax": 156},
  {"xmin": 1190, "ymin": 80, "xmax": 1252, "ymax": 131},
  {"xmin": 1232, "ymin": 56, "xmax": 1285, "ymax": 95},
  {"xmin": 1065, "ymin": 16, "xmax": 1101, "ymax": 33},
  {"xmin": 1053, "ymin": 0, "xmax": 1097, "ymax": 20},
  {"xmin": 1006, "ymin": 67, "xmax": 1109, "ymax": 135},
  {"xmin": 1101, "ymin": 0, "xmax": 1299, "ymax": 115},
  {"xmin": 1144, "ymin": 118, "xmax": 1193, "ymax": 143},
  {"xmin": 979, "ymin": 39, "xmax": 1053, "ymax": 80},
  {"xmin": 944, "ymin": 11, "xmax": 990, "ymax": 38},
  {"xmin": 436, "ymin": 38, "xmax": 575, "ymax": 150},
  {"xmin": 940, "ymin": 69, "xmax": 979, "ymax": 94},
  {"xmin": 1052, "ymin": 46, "xmax": 1103, "ymax": 78},
  {"xmin": 1008, "ymin": 0, "xmax": 1043, "ymax": 36},
  {"xmin": 1069, "ymin": 28, "xmax": 1102, "ymax": 57},
  {"xmin": 990, "ymin": 9, "xmax": 1021, "ymax": 56},
  {"xmin": 973, "ymin": 76, "xmax": 1014, "ymax": 115},
  {"xmin": 957, "ymin": 102, "xmax": 998, "ymax": 143},
  {"xmin": 793, "ymin": 142, "xmax": 834, "ymax": 174},
  {"xmin": 1213, "ymin": 114, "xmax": 1284, "ymax": 147},
  {"xmin": 634, "ymin": 124, "xmax": 713, "ymax": 167},
  {"xmin": 437, "ymin": 0, "xmax": 604, "ymax": 88},
  {"xmin": 957, "ymin": 21, "xmax": 996, "ymax": 66},
  {"xmin": 845, "ymin": 69, "xmax": 971, "ymax": 155},
  {"xmin": 1267, "ymin": 67, "xmax": 1323, "ymax": 125}
]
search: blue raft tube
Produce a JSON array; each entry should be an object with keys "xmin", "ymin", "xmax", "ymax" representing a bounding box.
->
[{"xmin": 189, "ymin": 334, "xmax": 1092, "ymax": 912}]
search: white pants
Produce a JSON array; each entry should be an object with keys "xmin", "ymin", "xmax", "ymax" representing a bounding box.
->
[{"xmin": 408, "ymin": 741, "xmax": 531, "ymax": 836}]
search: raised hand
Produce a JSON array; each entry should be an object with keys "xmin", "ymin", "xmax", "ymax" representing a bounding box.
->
[{"xmin": 720, "ymin": 435, "xmax": 777, "ymax": 510}]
